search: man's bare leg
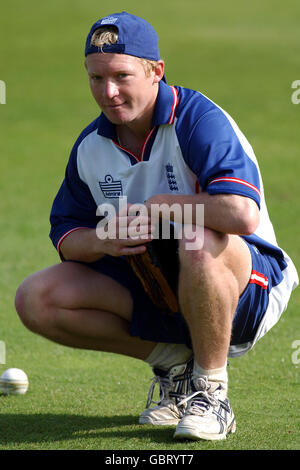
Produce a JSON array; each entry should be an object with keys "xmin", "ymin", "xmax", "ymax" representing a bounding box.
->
[
  {"xmin": 174, "ymin": 227, "xmax": 252, "ymax": 440},
  {"xmin": 15, "ymin": 260, "xmax": 194, "ymax": 427},
  {"xmin": 15, "ymin": 260, "xmax": 195, "ymax": 427},
  {"xmin": 15, "ymin": 262, "xmax": 156, "ymax": 360},
  {"xmin": 178, "ymin": 227, "xmax": 252, "ymax": 371}
]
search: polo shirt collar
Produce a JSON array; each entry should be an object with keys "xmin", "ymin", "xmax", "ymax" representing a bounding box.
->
[{"xmin": 152, "ymin": 80, "xmax": 178, "ymax": 126}]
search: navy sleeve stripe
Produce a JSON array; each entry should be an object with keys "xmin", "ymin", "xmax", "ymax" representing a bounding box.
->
[{"xmin": 208, "ymin": 177, "xmax": 261, "ymax": 198}]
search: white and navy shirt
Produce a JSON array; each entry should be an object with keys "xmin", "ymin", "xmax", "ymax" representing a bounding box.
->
[{"xmin": 50, "ymin": 80, "xmax": 298, "ymax": 293}]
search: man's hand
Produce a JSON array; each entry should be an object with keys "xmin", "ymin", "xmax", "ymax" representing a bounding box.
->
[
  {"xmin": 60, "ymin": 203, "xmax": 155, "ymax": 262},
  {"xmin": 98, "ymin": 203, "xmax": 154, "ymax": 257}
]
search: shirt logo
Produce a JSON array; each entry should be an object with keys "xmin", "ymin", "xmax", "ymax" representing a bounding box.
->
[
  {"xmin": 166, "ymin": 163, "xmax": 179, "ymax": 191},
  {"xmin": 99, "ymin": 175, "xmax": 123, "ymax": 198},
  {"xmin": 101, "ymin": 17, "xmax": 118, "ymax": 25}
]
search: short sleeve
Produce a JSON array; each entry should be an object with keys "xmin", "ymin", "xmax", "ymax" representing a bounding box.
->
[
  {"xmin": 49, "ymin": 143, "xmax": 100, "ymax": 251},
  {"xmin": 175, "ymin": 90, "xmax": 261, "ymax": 208}
]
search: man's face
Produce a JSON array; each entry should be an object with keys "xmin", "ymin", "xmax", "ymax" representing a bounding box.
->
[{"xmin": 85, "ymin": 53, "xmax": 164, "ymax": 128}]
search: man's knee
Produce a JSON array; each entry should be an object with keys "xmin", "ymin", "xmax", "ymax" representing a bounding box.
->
[
  {"xmin": 178, "ymin": 226, "xmax": 228, "ymax": 270},
  {"xmin": 15, "ymin": 270, "xmax": 54, "ymax": 333}
]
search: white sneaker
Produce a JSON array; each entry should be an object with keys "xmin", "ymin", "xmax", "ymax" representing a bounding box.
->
[
  {"xmin": 173, "ymin": 377, "xmax": 236, "ymax": 440},
  {"xmin": 139, "ymin": 358, "xmax": 193, "ymax": 426}
]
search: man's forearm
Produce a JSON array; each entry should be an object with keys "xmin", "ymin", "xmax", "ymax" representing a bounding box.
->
[
  {"xmin": 59, "ymin": 193, "xmax": 259, "ymax": 262},
  {"xmin": 60, "ymin": 228, "xmax": 106, "ymax": 263},
  {"xmin": 146, "ymin": 193, "xmax": 259, "ymax": 235}
]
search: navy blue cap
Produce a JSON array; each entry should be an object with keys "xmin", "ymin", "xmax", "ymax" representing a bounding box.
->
[{"xmin": 85, "ymin": 11, "xmax": 161, "ymax": 61}]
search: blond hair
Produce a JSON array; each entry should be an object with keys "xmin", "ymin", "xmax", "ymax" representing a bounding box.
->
[{"xmin": 90, "ymin": 27, "xmax": 159, "ymax": 77}]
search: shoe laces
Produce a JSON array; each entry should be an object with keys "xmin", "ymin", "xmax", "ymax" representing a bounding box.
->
[
  {"xmin": 177, "ymin": 377, "xmax": 220, "ymax": 416},
  {"xmin": 145, "ymin": 360, "xmax": 193, "ymax": 409},
  {"xmin": 146, "ymin": 375, "xmax": 172, "ymax": 408}
]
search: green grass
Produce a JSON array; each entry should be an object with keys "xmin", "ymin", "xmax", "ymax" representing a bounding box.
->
[{"xmin": 0, "ymin": 0, "xmax": 299, "ymax": 450}]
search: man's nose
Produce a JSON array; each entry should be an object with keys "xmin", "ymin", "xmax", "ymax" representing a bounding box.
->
[{"xmin": 104, "ymin": 80, "xmax": 119, "ymax": 99}]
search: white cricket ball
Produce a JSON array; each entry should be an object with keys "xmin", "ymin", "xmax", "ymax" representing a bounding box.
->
[{"xmin": 0, "ymin": 368, "xmax": 29, "ymax": 395}]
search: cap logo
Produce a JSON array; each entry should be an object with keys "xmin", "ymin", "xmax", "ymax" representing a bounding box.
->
[{"xmin": 100, "ymin": 17, "xmax": 118, "ymax": 25}]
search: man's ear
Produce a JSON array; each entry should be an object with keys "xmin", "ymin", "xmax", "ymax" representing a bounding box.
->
[{"xmin": 153, "ymin": 60, "xmax": 165, "ymax": 83}]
